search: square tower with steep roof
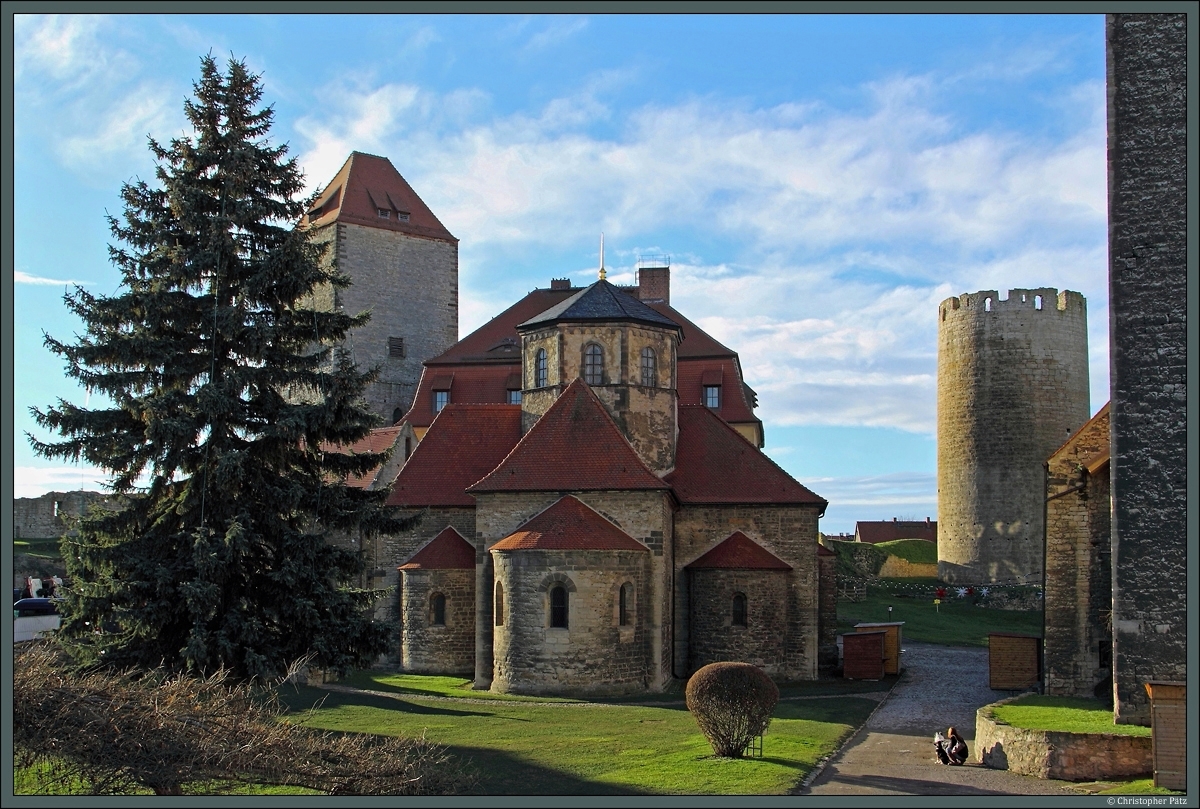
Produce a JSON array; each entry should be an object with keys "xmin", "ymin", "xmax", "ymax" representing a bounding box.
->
[{"xmin": 304, "ymin": 152, "xmax": 459, "ymax": 424}]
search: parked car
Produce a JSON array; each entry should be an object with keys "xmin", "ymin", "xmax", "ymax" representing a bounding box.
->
[{"xmin": 14, "ymin": 598, "xmax": 62, "ymax": 643}]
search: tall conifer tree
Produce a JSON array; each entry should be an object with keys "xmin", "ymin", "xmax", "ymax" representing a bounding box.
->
[{"xmin": 30, "ymin": 56, "xmax": 407, "ymax": 680}]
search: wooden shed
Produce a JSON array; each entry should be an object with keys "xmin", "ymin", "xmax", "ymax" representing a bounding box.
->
[
  {"xmin": 854, "ymin": 621, "xmax": 904, "ymax": 675},
  {"xmin": 1144, "ymin": 681, "xmax": 1186, "ymax": 791},
  {"xmin": 842, "ymin": 630, "xmax": 886, "ymax": 680},
  {"xmin": 988, "ymin": 632, "xmax": 1041, "ymax": 690}
]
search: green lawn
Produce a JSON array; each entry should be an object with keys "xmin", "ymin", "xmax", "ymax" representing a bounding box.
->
[
  {"xmin": 281, "ymin": 681, "xmax": 877, "ymax": 794},
  {"xmin": 990, "ymin": 695, "xmax": 1150, "ymax": 737},
  {"xmin": 874, "ymin": 539, "xmax": 937, "ymax": 565},
  {"xmin": 838, "ymin": 579, "xmax": 1042, "ymax": 646},
  {"xmin": 1096, "ymin": 778, "xmax": 1183, "ymax": 795},
  {"xmin": 13, "ymin": 538, "xmax": 64, "ymax": 560}
]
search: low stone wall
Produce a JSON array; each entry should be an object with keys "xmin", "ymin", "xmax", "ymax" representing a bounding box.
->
[
  {"xmin": 975, "ymin": 697, "xmax": 1152, "ymax": 781},
  {"xmin": 877, "ymin": 557, "xmax": 937, "ymax": 578}
]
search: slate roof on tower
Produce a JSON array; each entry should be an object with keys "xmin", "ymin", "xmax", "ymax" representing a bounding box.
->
[
  {"xmin": 685, "ymin": 531, "xmax": 792, "ymax": 570},
  {"xmin": 491, "ymin": 496, "xmax": 649, "ymax": 552},
  {"xmin": 303, "ymin": 152, "xmax": 456, "ymax": 243},
  {"xmin": 468, "ymin": 379, "xmax": 669, "ymax": 494},
  {"xmin": 386, "ymin": 404, "xmax": 523, "ymax": 507},
  {"xmin": 518, "ymin": 279, "xmax": 682, "ymax": 332},
  {"xmin": 398, "ymin": 526, "xmax": 476, "ymax": 570},
  {"xmin": 667, "ymin": 405, "xmax": 827, "ymax": 508}
]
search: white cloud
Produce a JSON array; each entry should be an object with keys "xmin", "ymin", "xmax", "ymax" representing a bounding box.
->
[
  {"xmin": 525, "ymin": 18, "xmax": 589, "ymax": 51},
  {"xmin": 798, "ymin": 472, "xmax": 937, "ymax": 508},
  {"xmin": 15, "ymin": 271, "xmax": 89, "ymax": 286},
  {"xmin": 290, "ymin": 69, "xmax": 1107, "ymax": 435},
  {"xmin": 56, "ymin": 84, "xmax": 177, "ymax": 172},
  {"xmin": 14, "ymin": 466, "xmax": 112, "ymax": 499}
]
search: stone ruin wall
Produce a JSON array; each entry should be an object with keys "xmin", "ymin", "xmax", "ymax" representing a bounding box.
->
[{"xmin": 937, "ymin": 288, "xmax": 1090, "ymax": 584}]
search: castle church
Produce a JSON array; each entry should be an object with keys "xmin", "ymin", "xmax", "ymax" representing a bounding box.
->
[{"xmin": 310, "ymin": 153, "xmax": 834, "ymax": 696}]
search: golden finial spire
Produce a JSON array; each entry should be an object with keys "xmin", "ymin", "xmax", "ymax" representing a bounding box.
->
[{"xmin": 599, "ymin": 233, "xmax": 606, "ymax": 280}]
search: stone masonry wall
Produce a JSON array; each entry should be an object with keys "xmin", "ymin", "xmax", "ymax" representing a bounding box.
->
[
  {"xmin": 817, "ymin": 552, "xmax": 839, "ymax": 671},
  {"xmin": 673, "ymin": 504, "xmax": 821, "ymax": 681},
  {"xmin": 400, "ymin": 568, "xmax": 475, "ymax": 675},
  {"xmin": 14, "ymin": 491, "xmax": 118, "ymax": 539},
  {"xmin": 688, "ymin": 568, "xmax": 790, "ymax": 677},
  {"xmin": 474, "ymin": 490, "xmax": 672, "ymax": 690},
  {"xmin": 1044, "ymin": 407, "xmax": 1112, "ymax": 699},
  {"xmin": 312, "ymin": 222, "xmax": 458, "ymax": 424},
  {"xmin": 975, "ymin": 699, "xmax": 1151, "ymax": 780},
  {"xmin": 491, "ymin": 548, "xmax": 652, "ymax": 696},
  {"xmin": 937, "ymin": 288, "xmax": 1090, "ymax": 585},
  {"xmin": 1106, "ymin": 13, "xmax": 1187, "ymax": 726}
]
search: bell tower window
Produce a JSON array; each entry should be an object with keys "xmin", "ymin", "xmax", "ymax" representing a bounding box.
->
[
  {"xmin": 583, "ymin": 343, "xmax": 604, "ymax": 385},
  {"xmin": 640, "ymin": 347, "xmax": 657, "ymax": 388}
]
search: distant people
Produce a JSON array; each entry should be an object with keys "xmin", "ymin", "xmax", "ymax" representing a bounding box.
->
[{"xmin": 935, "ymin": 726, "xmax": 968, "ymax": 765}]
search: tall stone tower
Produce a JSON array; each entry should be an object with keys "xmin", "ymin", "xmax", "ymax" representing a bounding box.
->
[
  {"xmin": 304, "ymin": 152, "xmax": 458, "ymax": 424},
  {"xmin": 937, "ymin": 288, "xmax": 1090, "ymax": 584}
]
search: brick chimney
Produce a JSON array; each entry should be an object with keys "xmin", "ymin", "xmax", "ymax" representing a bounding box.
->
[
  {"xmin": 637, "ymin": 266, "xmax": 670, "ymax": 304},
  {"xmin": 551, "ymin": 278, "xmax": 572, "ymax": 290}
]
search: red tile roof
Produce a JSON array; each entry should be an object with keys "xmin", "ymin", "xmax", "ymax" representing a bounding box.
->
[
  {"xmin": 321, "ymin": 426, "xmax": 402, "ymax": 489},
  {"xmin": 666, "ymin": 406, "xmax": 826, "ymax": 507},
  {"xmin": 854, "ymin": 520, "xmax": 937, "ymax": 544},
  {"xmin": 469, "ymin": 379, "xmax": 669, "ymax": 494},
  {"xmin": 405, "ymin": 365, "xmax": 526, "ymax": 428},
  {"xmin": 491, "ymin": 496, "xmax": 648, "ymax": 551},
  {"xmin": 676, "ymin": 358, "xmax": 759, "ymax": 426},
  {"xmin": 304, "ymin": 152, "xmax": 456, "ymax": 243},
  {"xmin": 398, "ymin": 526, "xmax": 476, "ymax": 570},
  {"xmin": 685, "ymin": 531, "xmax": 792, "ymax": 570},
  {"xmin": 385, "ymin": 405, "xmax": 523, "ymax": 507}
]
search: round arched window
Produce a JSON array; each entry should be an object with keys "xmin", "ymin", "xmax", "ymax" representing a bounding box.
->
[
  {"xmin": 534, "ymin": 348, "xmax": 548, "ymax": 388},
  {"xmin": 731, "ymin": 593, "xmax": 747, "ymax": 627},
  {"xmin": 431, "ymin": 593, "xmax": 446, "ymax": 626},
  {"xmin": 550, "ymin": 585, "xmax": 569, "ymax": 628},
  {"xmin": 583, "ymin": 343, "xmax": 604, "ymax": 385}
]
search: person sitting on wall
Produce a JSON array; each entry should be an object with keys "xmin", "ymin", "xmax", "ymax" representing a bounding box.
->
[{"xmin": 934, "ymin": 727, "xmax": 968, "ymax": 765}]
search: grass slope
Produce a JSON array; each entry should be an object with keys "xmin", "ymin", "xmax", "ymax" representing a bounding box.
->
[
  {"xmin": 874, "ymin": 539, "xmax": 937, "ymax": 565},
  {"xmin": 991, "ymin": 695, "xmax": 1150, "ymax": 737},
  {"xmin": 281, "ymin": 683, "xmax": 877, "ymax": 795},
  {"xmin": 837, "ymin": 579, "xmax": 1042, "ymax": 646}
]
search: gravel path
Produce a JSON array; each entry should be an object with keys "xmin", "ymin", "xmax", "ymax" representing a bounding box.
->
[{"xmin": 798, "ymin": 642, "xmax": 1085, "ymax": 796}]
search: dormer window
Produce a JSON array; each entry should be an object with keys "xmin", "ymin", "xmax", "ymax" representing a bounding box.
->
[
  {"xmin": 398, "ymin": 212, "xmax": 410, "ymax": 221},
  {"xmin": 377, "ymin": 208, "xmax": 391, "ymax": 219},
  {"xmin": 434, "ymin": 390, "xmax": 449, "ymax": 413},
  {"xmin": 704, "ymin": 385, "xmax": 721, "ymax": 409}
]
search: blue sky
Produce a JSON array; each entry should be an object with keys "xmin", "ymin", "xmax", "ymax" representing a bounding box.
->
[{"xmin": 12, "ymin": 13, "xmax": 1110, "ymax": 532}]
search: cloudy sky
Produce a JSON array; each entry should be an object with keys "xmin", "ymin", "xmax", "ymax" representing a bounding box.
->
[{"xmin": 11, "ymin": 13, "xmax": 1110, "ymax": 532}]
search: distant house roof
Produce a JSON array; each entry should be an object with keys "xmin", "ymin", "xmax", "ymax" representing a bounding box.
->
[
  {"xmin": 398, "ymin": 526, "xmax": 476, "ymax": 570},
  {"xmin": 518, "ymin": 279, "xmax": 681, "ymax": 333},
  {"xmin": 855, "ymin": 520, "xmax": 937, "ymax": 544},
  {"xmin": 666, "ymin": 406, "xmax": 826, "ymax": 508},
  {"xmin": 685, "ymin": 531, "xmax": 791, "ymax": 570},
  {"xmin": 385, "ymin": 405, "xmax": 522, "ymax": 507},
  {"xmin": 320, "ymin": 425, "xmax": 402, "ymax": 489},
  {"xmin": 468, "ymin": 379, "xmax": 669, "ymax": 494},
  {"xmin": 490, "ymin": 496, "xmax": 648, "ymax": 552},
  {"xmin": 304, "ymin": 152, "xmax": 456, "ymax": 243}
]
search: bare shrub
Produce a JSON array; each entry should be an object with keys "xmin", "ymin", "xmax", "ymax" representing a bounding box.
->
[
  {"xmin": 685, "ymin": 662, "xmax": 780, "ymax": 758},
  {"xmin": 13, "ymin": 642, "xmax": 475, "ymax": 795}
]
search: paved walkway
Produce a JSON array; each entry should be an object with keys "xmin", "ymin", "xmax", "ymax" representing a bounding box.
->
[{"xmin": 798, "ymin": 642, "xmax": 1085, "ymax": 796}]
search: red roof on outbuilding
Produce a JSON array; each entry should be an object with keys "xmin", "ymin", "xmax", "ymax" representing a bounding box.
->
[
  {"xmin": 385, "ymin": 405, "xmax": 522, "ymax": 507},
  {"xmin": 491, "ymin": 496, "xmax": 648, "ymax": 551},
  {"xmin": 304, "ymin": 152, "xmax": 456, "ymax": 243},
  {"xmin": 685, "ymin": 531, "xmax": 792, "ymax": 570},
  {"xmin": 469, "ymin": 379, "xmax": 669, "ymax": 494},
  {"xmin": 398, "ymin": 526, "xmax": 476, "ymax": 570},
  {"xmin": 854, "ymin": 520, "xmax": 937, "ymax": 544},
  {"xmin": 667, "ymin": 406, "xmax": 826, "ymax": 507}
]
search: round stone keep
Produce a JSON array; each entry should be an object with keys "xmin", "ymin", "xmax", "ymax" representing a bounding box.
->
[{"xmin": 937, "ymin": 288, "xmax": 1090, "ymax": 585}]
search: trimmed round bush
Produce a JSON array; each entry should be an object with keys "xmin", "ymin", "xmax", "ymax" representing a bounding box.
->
[{"xmin": 685, "ymin": 662, "xmax": 780, "ymax": 758}]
